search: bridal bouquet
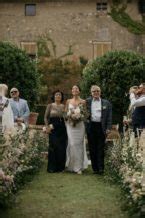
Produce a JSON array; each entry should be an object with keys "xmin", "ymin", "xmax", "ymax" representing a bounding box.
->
[{"xmin": 66, "ymin": 104, "xmax": 86, "ymax": 127}]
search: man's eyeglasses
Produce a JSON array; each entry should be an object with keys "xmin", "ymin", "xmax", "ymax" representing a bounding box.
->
[
  {"xmin": 91, "ymin": 90, "xmax": 100, "ymax": 93},
  {"xmin": 10, "ymin": 91, "xmax": 18, "ymax": 94}
]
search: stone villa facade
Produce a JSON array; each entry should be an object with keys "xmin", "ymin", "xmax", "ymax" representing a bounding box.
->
[{"xmin": 0, "ymin": 0, "xmax": 145, "ymax": 60}]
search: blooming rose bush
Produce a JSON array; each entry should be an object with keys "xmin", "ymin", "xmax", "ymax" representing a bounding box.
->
[{"xmin": 0, "ymin": 129, "xmax": 47, "ymax": 207}]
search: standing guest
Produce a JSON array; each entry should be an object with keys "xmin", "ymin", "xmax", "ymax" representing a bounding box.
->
[
  {"xmin": 86, "ymin": 85, "xmax": 112, "ymax": 175},
  {"xmin": 65, "ymin": 85, "xmax": 88, "ymax": 174},
  {"xmin": 123, "ymin": 86, "xmax": 139, "ymax": 130},
  {"xmin": 130, "ymin": 83, "xmax": 145, "ymax": 136},
  {"xmin": 0, "ymin": 84, "xmax": 14, "ymax": 133},
  {"xmin": 9, "ymin": 87, "xmax": 30, "ymax": 126},
  {"xmin": 44, "ymin": 90, "xmax": 67, "ymax": 173}
]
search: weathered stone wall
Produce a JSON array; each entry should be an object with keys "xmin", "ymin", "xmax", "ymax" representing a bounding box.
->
[{"xmin": 0, "ymin": 0, "xmax": 144, "ymax": 59}]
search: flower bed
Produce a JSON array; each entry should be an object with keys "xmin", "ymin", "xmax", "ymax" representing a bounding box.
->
[
  {"xmin": 0, "ymin": 129, "xmax": 47, "ymax": 207},
  {"xmin": 106, "ymin": 129, "xmax": 145, "ymax": 216}
]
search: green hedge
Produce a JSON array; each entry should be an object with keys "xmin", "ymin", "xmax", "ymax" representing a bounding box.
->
[
  {"xmin": 80, "ymin": 50, "xmax": 145, "ymax": 125},
  {"xmin": 36, "ymin": 105, "xmax": 46, "ymax": 125},
  {"xmin": 0, "ymin": 42, "xmax": 40, "ymax": 110}
]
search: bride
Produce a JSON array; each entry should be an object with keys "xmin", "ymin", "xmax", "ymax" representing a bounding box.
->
[
  {"xmin": 65, "ymin": 85, "xmax": 88, "ymax": 174},
  {"xmin": 0, "ymin": 84, "xmax": 14, "ymax": 134}
]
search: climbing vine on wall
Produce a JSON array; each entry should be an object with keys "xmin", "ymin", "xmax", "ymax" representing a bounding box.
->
[{"xmin": 110, "ymin": 7, "xmax": 145, "ymax": 35}]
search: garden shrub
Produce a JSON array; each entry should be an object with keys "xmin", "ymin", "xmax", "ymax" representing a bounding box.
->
[
  {"xmin": 0, "ymin": 42, "xmax": 40, "ymax": 110},
  {"xmin": 36, "ymin": 104, "xmax": 46, "ymax": 125},
  {"xmin": 80, "ymin": 50, "xmax": 145, "ymax": 125}
]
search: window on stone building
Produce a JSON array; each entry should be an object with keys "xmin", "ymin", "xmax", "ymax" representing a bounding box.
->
[
  {"xmin": 25, "ymin": 4, "xmax": 36, "ymax": 16},
  {"xmin": 96, "ymin": 0, "xmax": 108, "ymax": 11},
  {"xmin": 91, "ymin": 41, "xmax": 111, "ymax": 58},
  {"xmin": 138, "ymin": 0, "xmax": 145, "ymax": 14},
  {"xmin": 21, "ymin": 42, "xmax": 37, "ymax": 60}
]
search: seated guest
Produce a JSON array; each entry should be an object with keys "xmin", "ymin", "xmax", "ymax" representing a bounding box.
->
[
  {"xmin": 0, "ymin": 84, "xmax": 14, "ymax": 133},
  {"xmin": 9, "ymin": 87, "xmax": 30, "ymax": 126},
  {"xmin": 129, "ymin": 83, "xmax": 145, "ymax": 136}
]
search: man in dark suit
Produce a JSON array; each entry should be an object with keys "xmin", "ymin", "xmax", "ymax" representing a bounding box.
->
[{"xmin": 86, "ymin": 85, "xmax": 112, "ymax": 175}]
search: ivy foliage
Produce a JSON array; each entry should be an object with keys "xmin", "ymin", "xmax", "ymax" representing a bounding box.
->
[
  {"xmin": 37, "ymin": 33, "xmax": 73, "ymax": 60},
  {"xmin": 110, "ymin": 6, "xmax": 145, "ymax": 35},
  {"xmin": 0, "ymin": 42, "xmax": 40, "ymax": 110},
  {"xmin": 80, "ymin": 50, "xmax": 145, "ymax": 124}
]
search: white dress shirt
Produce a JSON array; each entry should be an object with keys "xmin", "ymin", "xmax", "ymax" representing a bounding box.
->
[
  {"xmin": 91, "ymin": 98, "xmax": 101, "ymax": 122},
  {"xmin": 130, "ymin": 93, "xmax": 145, "ymax": 109}
]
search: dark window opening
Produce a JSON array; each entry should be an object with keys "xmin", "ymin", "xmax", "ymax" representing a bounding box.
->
[
  {"xmin": 96, "ymin": 2, "xmax": 107, "ymax": 11},
  {"xmin": 28, "ymin": 54, "xmax": 37, "ymax": 60},
  {"xmin": 25, "ymin": 4, "xmax": 36, "ymax": 16},
  {"xmin": 139, "ymin": 0, "xmax": 145, "ymax": 14}
]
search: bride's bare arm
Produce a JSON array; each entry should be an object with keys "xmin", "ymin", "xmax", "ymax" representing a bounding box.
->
[{"xmin": 65, "ymin": 99, "xmax": 70, "ymax": 112}]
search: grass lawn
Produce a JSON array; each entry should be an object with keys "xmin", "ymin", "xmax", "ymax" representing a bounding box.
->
[{"xmin": 0, "ymin": 165, "xmax": 129, "ymax": 218}]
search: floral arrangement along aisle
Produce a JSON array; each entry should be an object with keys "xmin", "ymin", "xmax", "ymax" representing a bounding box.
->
[
  {"xmin": 106, "ymin": 129, "xmax": 145, "ymax": 216},
  {"xmin": 120, "ymin": 132, "xmax": 143, "ymax": 214},
  {"xmin": 0, "ymin": 129, "xmax": 47, "ymax": 207}
]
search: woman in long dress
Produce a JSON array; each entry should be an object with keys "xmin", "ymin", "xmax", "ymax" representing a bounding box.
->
[
  {"xmin": 44, "ymin": 90, "xmax": 67, "ymax": 173},
  {"xmin": 0, "ymin": 84, "xmax": 14, "ymax": 134},
  {"xmin": 65, "ymin": 85, "xmax": 88, "ymax": 174}
]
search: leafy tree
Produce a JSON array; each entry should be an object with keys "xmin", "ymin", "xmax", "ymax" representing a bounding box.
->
[
  {"xmin": 37, "ymin": 34, "xmax": 88, "ymax": 103},
  {"xmin": 38, "ymin": 58, "xmax": 85, "ymax": 103},
  {"xmin": 0, "ymin": 42, "xmax": 40, "ymax": 110},
  {"xmin": 80, "ymin": 50, "xmax": 145, "ymax": 124}
]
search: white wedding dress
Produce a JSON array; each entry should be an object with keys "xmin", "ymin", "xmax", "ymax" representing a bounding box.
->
[
  {"xmin": 1, "ymin": 97, "xmax": 14, "ymax": 133},
  {"xmin": 66, "ymin": 103, "xmax": 88, "ymax": 172}
]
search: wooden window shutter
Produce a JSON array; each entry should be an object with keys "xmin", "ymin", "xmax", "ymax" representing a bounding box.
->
[{"xmin": 21, "ymin": 42, "xmax": 37, "ymax": 55}]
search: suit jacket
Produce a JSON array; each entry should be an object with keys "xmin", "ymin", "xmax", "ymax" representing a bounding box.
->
[
  {"xmin": 9, "ymin": 98, "xmax": 30, "ymax": 124},
  {"xmin": 86, "ymin": 97, "xmax": 112, "ymax": 134}
]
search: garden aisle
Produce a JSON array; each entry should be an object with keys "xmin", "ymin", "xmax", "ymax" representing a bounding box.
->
[{"xmin": 1, "ymin": 166, "xmax": 129, "ymax": 218}]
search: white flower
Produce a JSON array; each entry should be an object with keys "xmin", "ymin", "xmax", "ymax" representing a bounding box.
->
[
  {"xmin": 75, "ymin": 107, "xmax": 80, "ymax": 114},
  {"xmin": 42, "ymin": 126, "xmax": 47, "ymax": 132},
  {"xmin": 49, "ymin": 124, "xmax": 54, "ymax": 130},
  {"xmin": 67, "ymin": 110, "xmax": 71, "ymax": 116},
  {"xmin": 0, "ymin": 169, "xmax": 5, "ymax": 179},
  {"xmin": 136, "ymin": 153, "xmax": 141, "ymax": 158},
  {"xmin": 5, "ymin": 175, "xmax": 14, "ymax": 182}
]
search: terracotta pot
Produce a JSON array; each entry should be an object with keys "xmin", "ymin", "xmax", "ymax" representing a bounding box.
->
[{"xmin": 28, "ymin": 112, "xmax": 39, "ymax": 125}]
